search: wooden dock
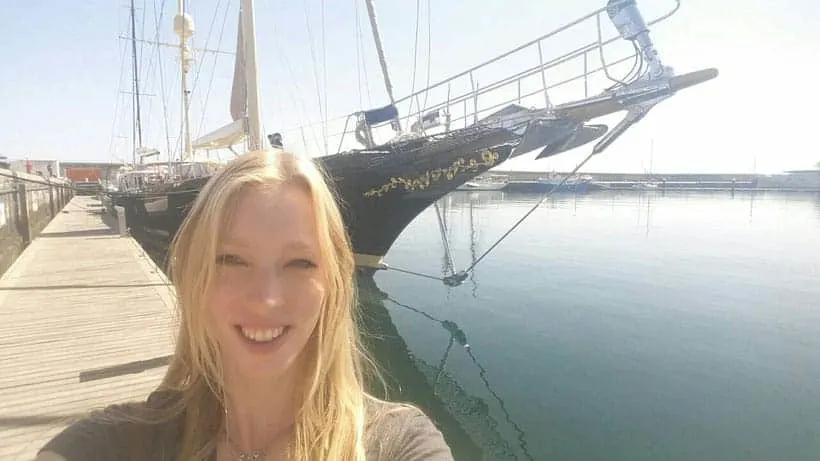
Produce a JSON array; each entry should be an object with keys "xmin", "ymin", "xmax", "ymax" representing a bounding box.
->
[{"xmin": 0, "ymin": 196, "xmax": 177, "ymax": 460}]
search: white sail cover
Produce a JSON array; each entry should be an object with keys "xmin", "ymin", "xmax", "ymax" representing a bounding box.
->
[
  {"xmin": 192, "ymin": 119, "xmax": 245, "ymax": 150},
  {"xmin": 191, "ymin": 7, "xmax": 248, "ymax": 153}
]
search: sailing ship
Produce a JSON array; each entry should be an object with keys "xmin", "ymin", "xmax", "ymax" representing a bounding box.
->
[{"xmin": 111, "ymin": 0, "xmax": 718, "ymax": 270}]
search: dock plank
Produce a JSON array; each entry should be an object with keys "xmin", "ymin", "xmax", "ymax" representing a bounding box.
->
[{"xmin": 0, "ymin": 196, "xmax": 177, "ymax": 460}]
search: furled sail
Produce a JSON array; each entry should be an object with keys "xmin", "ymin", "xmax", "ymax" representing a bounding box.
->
[{"xmin": 191, "ymin": 7, "xmax": 248, "ymax": 151}]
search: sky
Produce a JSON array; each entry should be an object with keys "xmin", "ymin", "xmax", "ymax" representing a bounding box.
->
[{"xmin": 0, "ymin": 0, "xmax": 818, "ymax": 174}]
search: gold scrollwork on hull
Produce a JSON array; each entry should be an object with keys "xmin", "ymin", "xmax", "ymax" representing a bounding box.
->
[{"xmin": 363, "ymin": 149, "xmax": 501, "ymax": 198}]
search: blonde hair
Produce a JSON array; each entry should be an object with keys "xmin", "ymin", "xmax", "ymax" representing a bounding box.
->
[{"xmin": 161, "ymin": 149, "xmax": 370, "ymax": 460}]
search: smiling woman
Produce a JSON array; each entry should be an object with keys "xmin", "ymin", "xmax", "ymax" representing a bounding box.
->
[{"xmin": 34, "ymin": 150, "xmax": 453, "ymax": 461}]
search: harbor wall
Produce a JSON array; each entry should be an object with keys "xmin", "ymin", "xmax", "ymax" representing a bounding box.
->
[
  {"xmin": 491, "ymin": 170, "xmax": 820, "ymax": 191},
  {"xmin": 494, "ymin": 170, "xmax": 761, "ymax": 182},
  {"xmin": 0, "ymin": 169, "xmax": 74, "ymax": 276}
]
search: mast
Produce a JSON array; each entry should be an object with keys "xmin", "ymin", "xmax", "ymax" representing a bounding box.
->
[
  {"xmin": 174, "ymin": 0, "xmax": 194, "ymax": 162},
  {"xmin": 240, "ymin": 0, "xmax": 263, "ymax": 151},
  {"xmin": 129, "ymin": 0, "xmax": 143, "ymax": 165},
  {"xmin": 363, "ymin": 0, "xmax": 401, "ymax": 130}
]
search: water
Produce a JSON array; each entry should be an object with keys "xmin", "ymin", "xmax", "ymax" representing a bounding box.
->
[{"xmin": 360, "ymin": 190, "xmax": 820, "ymax": 461}]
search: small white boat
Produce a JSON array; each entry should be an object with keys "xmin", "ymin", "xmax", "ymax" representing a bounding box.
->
[
  {"xmin": 457, "ymin": 174, "xmax": 510, "ymax": 191},
  {"xmin": 631, "ymin": 180, "xmax": 660, "ymax": 190}
]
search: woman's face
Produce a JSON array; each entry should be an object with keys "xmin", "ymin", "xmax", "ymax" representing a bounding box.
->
[{"xmin": 207, "ymin": 184, "xmax": 326, "ymax": 382}]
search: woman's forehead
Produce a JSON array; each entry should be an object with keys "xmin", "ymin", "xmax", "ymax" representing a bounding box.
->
[{"xmin": 220, "ymin": 185, "xmax": 318, "ymax": 247}]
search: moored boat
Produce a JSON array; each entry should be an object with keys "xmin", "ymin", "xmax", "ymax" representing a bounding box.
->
[{"xmin": 111, "ymin": 0, "xmax": 719, "ymax": 271}]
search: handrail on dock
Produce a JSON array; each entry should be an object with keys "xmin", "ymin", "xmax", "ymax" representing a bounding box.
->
[{"xmin": 0, "ymin": 168, "xmax": 75, "ymax": 275}]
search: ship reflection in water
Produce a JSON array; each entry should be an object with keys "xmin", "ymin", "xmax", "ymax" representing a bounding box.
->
[
  {"xmin": 357, "ymin": 188, "xmax": 556, "ymax": 460},
  {"xmin": 357, "ymin": 272, "xmax": 534, "ymax": 461},
  {"xmin": 365, "ymin": 188, "xmax": 820, "ymax": 461}
]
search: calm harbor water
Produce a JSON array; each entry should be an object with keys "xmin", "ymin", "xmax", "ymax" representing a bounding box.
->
[{"xmin": 361, "ymin": 190, "xmax": 820, "ymax": 461}]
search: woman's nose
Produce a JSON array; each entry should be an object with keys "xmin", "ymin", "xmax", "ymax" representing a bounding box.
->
[{"xmin": 247, "ymin": 267, "xmax": 285, "ymax": 307}]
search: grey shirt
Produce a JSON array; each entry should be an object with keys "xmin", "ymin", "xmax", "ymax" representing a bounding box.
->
[{"xmin": 39, "ymin": 390, "xmax": 454, "ymax": 460}]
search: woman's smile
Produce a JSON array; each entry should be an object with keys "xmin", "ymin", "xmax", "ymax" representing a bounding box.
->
[
  {"xmin": 238, "ymin": 325, "xmax": 286, "ymax": 343},
  {"xmin": 234, "ymin": 325, "xmax": 291, "ymax": 355}
]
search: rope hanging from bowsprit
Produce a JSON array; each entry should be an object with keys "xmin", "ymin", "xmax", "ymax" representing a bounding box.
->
[{"xmin": 382, "ymin": 147, "xmax": 598, "ymax": 287}]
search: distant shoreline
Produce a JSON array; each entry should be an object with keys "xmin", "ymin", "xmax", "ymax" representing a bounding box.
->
[
  {"xmin": 2, "ymin": 159, "xmax": 818, "ymax": 192},
  {"xmin": 491, "ymin": 170, "xmax": 818, "ymax": 182}
]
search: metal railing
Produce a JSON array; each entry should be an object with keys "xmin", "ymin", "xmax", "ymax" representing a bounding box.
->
[
  {"xmin": 325, "ymin": 0, "xmax": 682, "ymax": 153},
  {"xmin": 0, "ymin": 170, "xmax": 74, "ymax": 276}
]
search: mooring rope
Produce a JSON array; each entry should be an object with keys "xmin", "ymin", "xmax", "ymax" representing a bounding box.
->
[{"xmin": 384, "ymin": 146, "xmax": 599, "ymax": 286}]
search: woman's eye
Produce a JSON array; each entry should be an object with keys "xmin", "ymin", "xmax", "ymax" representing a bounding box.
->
[
  {"xmin": 288, "ymin": 259, "xmax": 317, "ymax": 269},
  {"xmin": 216, "ymin": 254, "xmax": 246, "ymax": 266}
]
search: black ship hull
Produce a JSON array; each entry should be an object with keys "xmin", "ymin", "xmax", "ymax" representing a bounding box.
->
[{"xmin": 113, "ymin": 126, "xmax": 518, "ymax": 267}]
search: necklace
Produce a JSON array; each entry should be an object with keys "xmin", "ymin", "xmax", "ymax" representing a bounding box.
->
[
  {"xmin": 223, "ymin": 406, "xmax": 292, "ymax": 461},
  {"xmin": 225, "ymin": 437, "xmax": 265, "ymax": 461}
]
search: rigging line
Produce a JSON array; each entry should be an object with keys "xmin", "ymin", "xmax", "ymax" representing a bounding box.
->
[
  {"xmin": 465, "ymin": 347, "xmax": 536, "ymax": 461},
  {"xmin": 433, "ymin": 337, "xmax": 456, "ymax": 388},
  {"xmin": 335, "ymin": 115, "xmax": 355, "ymax": 154},
  {"xmin": 299, "ymin": 126, "xmax": 309, "ymax": 156},
  {"xmin": 177, "ymin": 0, "xmax": 186, "ymax": 162},
  {"xmin": 353, "ymin": 0, "xmax": 362, "ymax": 108},
  {"xmin": 421, "ymin": 0, "xmax": 432, "ymax": 113},
  {"xmin": 406, "ymin": 0, "xmax": 422, "ymax": 123},
  {"xmin": 156, "ymin": 44, "xmax": 173, "ymax": 164},
  {"xmin": 107, "ymin": 3, "xmax": 128, "ymax": 162},
  {"xmin": 462, "ymin": 149, "xmax": 599, "ymax": 274},
  {"xmin": 276, "ymin": 111, "xmax": 350, "ymax": 136},
  {"xmin": 140, "ymin": 0, "xmax": 177, "ymax": 161},
  {"xmin": 272, "ymin": 43, "xmax": 323, "ymax": 154},
  {"xmin": 357, "ymin": 1, "xmax": 373, "ymax": 108},
  {"xmin": 189, "ymin": 0, "xmax": 225, "ymax": 96},
  {"xmin": 321, "ymin": 0, "xmax": 328, "ymax": 156},
  {"xmin": 271, "ymin": 27, "xmax": 323, "ymax": 155},
  {"xmin": 140, "ymin": 0, "xmax": 169, "ymax": 148},
  {"xmin": 194, "ymin": 0, "xmax": 231, "ymax": 139},
  {"xmin": 384, "ymin": 295, "xmax": 440, "ymax": 324},
  {"xmin": 153, "ymin": 0, "xmax": 173, "ymax": 164},
  {"xmin": 129, "ymin": 0, "xmax": 144, "ymax": 159},
  {"xmin": 167, "ymin": 55, "xmax": 183, "ymax": 162},
  {"xmin": 137, "ymin": 0, "xmax": 157, "ymax": 122},
  {"xmin": 382, "ymin": 265, "xmax": 444, "ymax": 283},
  {"xmin": 136, "ymin": 0, "xmax": 159, "ymax": 141},
  {"xmin": 107, "ymin": 34, "xmax": 130, "ymax": 162},
  {"xmin": 303, "ymin": 0, "xmax": 327, "ymax": 155},
  {"xmin": 469, "ymin": 199, "xmax": 478, "ymax": 297},
  {"xmin": 137, "ymin": 0, "xmax": 149, "ymax": 88},
  {"xmin": 381, "ymin": 293, "xmax": 534, "ymax": 460},
  {"xmin": 433, "ymin": 201, "xmax": 456, "ymax": 275}
]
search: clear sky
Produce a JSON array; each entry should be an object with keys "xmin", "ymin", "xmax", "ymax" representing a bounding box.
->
[{"xmin": 1, "ymin": 0, "xmax": 818, "ymax": 174}]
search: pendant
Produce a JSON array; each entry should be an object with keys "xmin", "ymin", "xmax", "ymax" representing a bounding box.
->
[{"xmin": 237, "ymin": 451, "xmax": 263, "ymax": 461}]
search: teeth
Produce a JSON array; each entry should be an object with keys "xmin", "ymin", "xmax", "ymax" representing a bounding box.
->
[{"xmin": 240, "ymin": 326, "xmax": 285, "ymax": 342}]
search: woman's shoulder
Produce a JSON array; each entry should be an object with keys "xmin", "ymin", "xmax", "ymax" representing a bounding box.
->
[
  {"xmin": 364, "ymin": 398, "xmax": 454, "ymax": 461},
  {"xmin": 36, "ymin": 390, "xmax": 183, "ymax": 461}
]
